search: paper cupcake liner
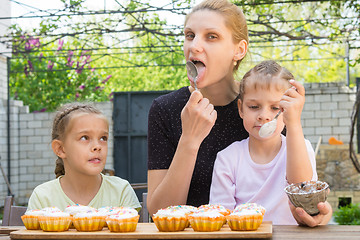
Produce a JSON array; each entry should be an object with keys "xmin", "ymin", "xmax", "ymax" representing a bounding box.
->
[
  {"xmin": 226, "ymin": 214, "xmax": 263, "ymax": 231},
  {"xmin": 21, "ymin": 215, "xmax": 41, "ymax": 230},
  {"xmin": 38, "ymin": 216, "xmax": 72, "ymax": 232},
  {"xmin": 72, "ymin": 216, "xmax": 106, "ymax": 231},
  {"xmin": 106, "ymin": 215, "xmax": 139, "ymax": 232},
  {"xmin": 188, "ymin": 216, "xmax": 225, "ymax": 232},
  {"xmin": 152, "ymin": 216, "xmax": 188, "ymax": 232}
]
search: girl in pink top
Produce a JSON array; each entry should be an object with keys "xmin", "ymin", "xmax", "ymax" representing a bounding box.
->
[{"xmin": 209, "ymin": 60, "xmax": 332, "ymax": 225}]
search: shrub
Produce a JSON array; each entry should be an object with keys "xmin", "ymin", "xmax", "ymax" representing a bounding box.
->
[{"xmin": 333, "ymin": 204, "xmax": 360, "ymax": 225}]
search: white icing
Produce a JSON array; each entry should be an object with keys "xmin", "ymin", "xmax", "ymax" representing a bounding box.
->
[
  {"xmin": 65, "ymin": 205, "xmax": 96, "ymax": 215},
  {"xmin": 43, "ymin": 211, "xmax": 70, "ymax": 217},
  {"xmin": 230, "ymin": 209, "xmax": 261, "ymax": 216},
  {"xmin": 107, "ymin": 212, "xmax": 138, "ymax": 220},
  {"xmin": 234, "ymin": 203, "xmax": 265, "ymax": 213},
  {"xmin": 189, "ymin": 210, "xmax": 222, "ymax": 218},
  {"xmin": 24, "ymin": 209, "xmax": 45, "ymax": 216},
  {"xmin": 153, "ymin": 209, "xmax": 186, "ymax": 218},
  {"xmin": 74, "ymin": 211, "xmax": 106, "ymax": 218},
  {"xmin": 41, "ymin": 207, "xmax": 61, "ymax": 213}
]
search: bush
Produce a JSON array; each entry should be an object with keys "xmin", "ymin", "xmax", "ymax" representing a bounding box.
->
[{"xmin": 333, "ymin": 204, "xmax": 360, "ymax": 225}]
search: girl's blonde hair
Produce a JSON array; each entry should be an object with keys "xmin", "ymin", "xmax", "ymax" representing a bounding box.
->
[
  {"xmin": 239, "ymin": 60, "xmax": 294, "ymax": 101},
  {"xmin": 52, "ymin": 102, "xmax": 108, "ymax": 178},
  {"xmin": 185, "ymin": 0, "xmax": 248, "ymax": 72}
]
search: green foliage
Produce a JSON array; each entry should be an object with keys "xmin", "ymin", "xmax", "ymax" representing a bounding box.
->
[
  {"xmin": 334, "ymin": 204, "xmax": 360, "ymax": 225},
  {"xmin": 6, "ymin": 0, "xmax": 360, "ymax": 112}
]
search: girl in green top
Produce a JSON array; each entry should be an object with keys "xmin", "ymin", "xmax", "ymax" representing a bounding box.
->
[{"xmin": 27, "ymin": 102, "xmax": 141, "ymax": 211}]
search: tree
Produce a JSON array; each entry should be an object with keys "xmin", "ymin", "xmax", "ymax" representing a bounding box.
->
[
  {"xmin": 3, "ymin": 0, "xmax": 360, "ymax": 112},
  {"xmin": 10, "ymin": 31, "xmax": 111, "ymax": 112}
]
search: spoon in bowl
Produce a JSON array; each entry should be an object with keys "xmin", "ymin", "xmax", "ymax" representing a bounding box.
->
[
  {"xmin": 258, "ymin": 110, "xmax": 282, "ymax": 138},
  {"xmin": 186, "ymin": 61, "xmax": 198, "ymax": 90}
]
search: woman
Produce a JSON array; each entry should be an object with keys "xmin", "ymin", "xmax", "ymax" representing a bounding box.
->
[{"xmin": 147, "ymin": 0, "xmax": 331, "ymax": 227}]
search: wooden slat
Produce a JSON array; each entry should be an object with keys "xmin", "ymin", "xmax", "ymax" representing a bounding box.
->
[{"xmin": 10, "ymin": 222, "xmax": 272, "ymax": 239}]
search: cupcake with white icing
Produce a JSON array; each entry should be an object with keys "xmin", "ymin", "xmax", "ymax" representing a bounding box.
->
[
  {"xmin": 198, "ymin": 204, "xmax": 231, "ymax": 216},
  {"xmin": 233, "ymin": 203, "xmax": 266, "ymax": 216},
  {"xmin": 21, "ymin": 209, "xmax": 45, "ymax": 230},
  {"xmin": 226, "ymin": 203, "xmax": 265, "ymax": 231},
  {"xmin": 106, "ymin": 207, "xmax": 140, "ymax": 232},
  {"xmin": 188, "ymin": 210, "xmax": 225, "ymax": 232},
  {"xmin": 72, "ymin": 210, "xmax": 107, "ymax": 231},
  {"xmin": 38, "ymin": 210, "xmax": 72, "ymax": 232},
  {"xmin": 64, "ymin": 204, "xmax": 96, "ymax": 216},
  {"xmin": 152, "ymin": 207, "xmax": 188, "ymax": 232}
]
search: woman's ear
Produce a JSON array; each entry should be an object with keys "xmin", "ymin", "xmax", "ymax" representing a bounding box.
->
[
  {"xmin": 237, "ymin": 99, "xmax": 244, "ymax": 119},
  {"xmin": 52, "ymin": 139, "xmax": 66, "ymax": 159},
  {"xmin": 234, "ymin": 39, "xmax": 247, "ymax": 62}
]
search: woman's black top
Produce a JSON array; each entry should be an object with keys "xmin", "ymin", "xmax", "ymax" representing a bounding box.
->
[{"xmin": 147, "ymin": 87, "xmax": 248, "ymax": 207}]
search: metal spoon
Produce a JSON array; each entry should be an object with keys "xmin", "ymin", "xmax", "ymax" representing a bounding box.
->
[
  {"xmin": 186, "ymin": 61, "xmax": 198, "ymax": 90},
  {"xmin": 258, "ymin": 110, "xmax": 282, "ymax": 138}
]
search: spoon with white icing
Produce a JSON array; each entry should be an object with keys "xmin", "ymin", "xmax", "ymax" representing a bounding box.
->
[
  {"xmin": 258, "ymin": 110, "xmax": 282, "ymax": 138},
  {"xmin": 186, "ymin": 61, "xmax": 198, "ymax": 90}
]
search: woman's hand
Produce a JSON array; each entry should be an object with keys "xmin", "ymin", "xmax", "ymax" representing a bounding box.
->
[
  {"xmin": 280, "ymin": 80, "xmax": 305, "ymax": 127},
  {"xmin": 289, "ymin": 200, "xmax": 333, "ymax": 227},
  {"xmin": 181, "ymin": 90, "xmax": 217, "ymax": 146}
]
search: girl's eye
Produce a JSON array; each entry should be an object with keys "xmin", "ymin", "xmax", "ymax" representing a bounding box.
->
[
  {"xmin": 272, "ymin": 106, "xmax": 280, "ymax": 111},
  {"xmin": 80, "ymin": 136, "xmax": 88, "ymax": 140},
  {"xmin": 100, "ymin": 136, "xmax": 108, "ymax": 142},
  {"xmin": 249, "ymin": 105, "xmax": 258, "ymax": 109}
]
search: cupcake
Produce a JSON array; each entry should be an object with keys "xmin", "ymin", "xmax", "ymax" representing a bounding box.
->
[
  {"xmin": 72, "ymin": 211, "xmax": 107, "ymax": 231},
  {"xmin": 65, "ymin": 204, "xmax": 96, "ymax": 216},
  {"xmin": 165, "ymin": 205, "xmax": 197, "ymax": 227},
  {"xmin": 198, "ymin": 204, "xmax": 231, "ymax": 216},
  {"xmin": 21, "ymin": 209, "xmax": 45, "ymax": 230},
  {"xmin": 106, "ymin": 207, "xmax": 140, "ymax": 232},
  {"xmin": 226, "ymin": 203, "xmax": 264, "ymax": 231},
  {"xmin": 38, "ymin": 210, "xmax": 72, "ymax": 232},
  {"xmin": 152, "ymin": 208, "xmax": 188, "ymax": 232},
  {"xmin": 188, "ymin": 210, "xmax": 225, "ymax": 232},
  {"xmin": 233, "ymin": 203, "xmax": 266, "ymax": 216}
]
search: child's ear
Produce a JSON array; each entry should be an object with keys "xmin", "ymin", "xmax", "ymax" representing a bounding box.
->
[
  {"xmin": 52, "ymin": 139, "xmax": 66, "ymax": 159},
  {"xmin": 237, "ymin": 99, "xmax": 244, "ymax": 119},
  {"xmin": 234, "ymin": 39, "xmax": 247, "ymax": 62}
]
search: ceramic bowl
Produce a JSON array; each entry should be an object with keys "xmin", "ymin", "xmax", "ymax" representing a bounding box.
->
[{"xmin": 284, "ymin": 180, "xmax": 329, "ymax": 216}]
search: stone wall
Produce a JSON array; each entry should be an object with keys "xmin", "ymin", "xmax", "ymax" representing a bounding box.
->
[
  {"xmin": 302, "ymin": 82, "xmax": 356, "ymax": 146},
  {"xmin": 0, "ymin": 81, "xmax": 358, "ymax": 208},
  {"xmin": 317, "ymin": 145, "xmax": 360, "ymax": 210},
  {"xmin": 0, "ymin": 100, "xmax": 114, "ymax": 205}
]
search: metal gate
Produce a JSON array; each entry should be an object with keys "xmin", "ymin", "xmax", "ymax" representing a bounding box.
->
[{"xmin": 112, "ymin": 91, "xmax": 172, "ymax": 200}]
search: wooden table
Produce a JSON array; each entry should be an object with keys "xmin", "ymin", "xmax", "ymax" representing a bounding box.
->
[
  {"xmin": 272, "ymin": 224, "xmax": 360, "ymax": 239},
  {"xmin": 1, "ymin": 223, "xmax": 360, "ymax": 240}
]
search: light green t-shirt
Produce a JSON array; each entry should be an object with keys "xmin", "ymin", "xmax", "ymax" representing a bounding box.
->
[{"xmin": 27, "ymin": 174, "xmax": 141, "ymax": 211}]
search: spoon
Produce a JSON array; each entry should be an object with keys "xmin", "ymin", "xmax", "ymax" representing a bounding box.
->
[
  {"xmin": 258, "ymin": 110, "xmax": 282, "ymax": 138},
  {"xmin": 186, "ymin": 61, "xmax": 198, "ymax": 90}
]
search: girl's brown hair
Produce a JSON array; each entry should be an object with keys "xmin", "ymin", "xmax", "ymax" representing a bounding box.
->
[
  {"xmin": 52, "ymin": 102, "xmax": 108, "ymax": 178},
  {"xmin": 185, "ymin": 0, "xmax": 249, "ymax": 71},
  {"xmin": 239, "ymin": 60, "xmax": 294, "ymax": 101}
]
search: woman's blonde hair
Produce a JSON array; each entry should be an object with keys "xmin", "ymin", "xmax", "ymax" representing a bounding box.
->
[
  {"xmin": 239, "ymin": 60, "xmax": 294, "ymax": 101},
  {"xmin": 185, "ymin": 0, "xmax": 248, "ymax": 71},
  {"xmin": 52, "ymin": 102, "xmax": 108, "ymax": 178}
]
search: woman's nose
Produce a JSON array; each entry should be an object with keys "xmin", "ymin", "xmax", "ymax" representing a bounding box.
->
[{"xmin": 189, "ymin": 37, "xmax": 203, "ymax": 53}]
